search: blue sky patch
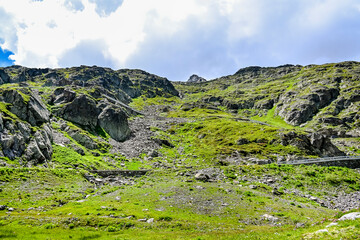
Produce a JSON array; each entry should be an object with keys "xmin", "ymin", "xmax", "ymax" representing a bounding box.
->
[{"xmin": 0, "ymin": 46, "xmax": 14, "ymax": 67}]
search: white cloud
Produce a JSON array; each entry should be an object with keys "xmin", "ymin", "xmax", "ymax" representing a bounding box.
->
[{"xmin": 0, "ymin": 7, "xmax": 17, "ymax": 51}]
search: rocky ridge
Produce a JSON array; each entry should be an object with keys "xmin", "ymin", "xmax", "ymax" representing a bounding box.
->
[{"xmin": 0, "ymin": 65, "xmax": 179, "ymax": 167}]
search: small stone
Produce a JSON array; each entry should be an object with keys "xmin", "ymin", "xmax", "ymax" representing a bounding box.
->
[
  {"xmin": 309, "ymin": 196, "xmax": 317, "ymax": 201},
  {"xmin": 76, "ymin": 199, "xmax": 86, "ymax": 203},
  {"xmin": 115, "ymin": 196, "xmax": 121, "ymax": 201},
  {"xmin": 148, "ymin": 150, "xmax": 159, "ymax": 158},
  {"xmin": 262, "ymin": 214, "xmax": 279, "ymax": 222},
  {"xmin": 138, "ymin": 218, "xmax": 147, "ymax": 222},
  {"xmin": 100, "ymin": 206, "xmax": 107, "ymax": 209},
  {"xmin": 315, "ymin": 229, "xmax": 328, "ymax": 234},
  {"xmin": 0, "ymin": 205, "xmax": 7, "ymax": 211},
  {"xmin": 147, "ymin": 218, "xmax": 154, "ymax": 223},
  {"xmin": 266, "ymin": 178, "xmax": 275, "ymax": 184},
  {"xmin": 272, "ymin": 188, "xmax": 283, "ymax": 195},
  {"xmin": 295, "ymin": 222, "xmax": 305, "ymax": 228},
  {"xmin": 7, "ymin": 207, "xmax": 14, "ymax": 211},
  {"xmin": 326, "ymin": 222, "xmax": 338, "ymax": 228},
  {"xmin": 195, "ymin": 172, "xmax": 210, "ymax": 182},
  {"xmin": 249, "ymin": 185, "xmax": 257, "ymax": 189}
]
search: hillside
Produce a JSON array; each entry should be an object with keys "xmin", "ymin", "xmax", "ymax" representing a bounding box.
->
[{"xmin": 1, "ymin": 62, "xmax": 360, "ymax": 239}]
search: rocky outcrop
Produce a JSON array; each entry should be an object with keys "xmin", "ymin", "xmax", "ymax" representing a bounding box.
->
[
  {"xmin": 56, "ymin": 95, "xmax": 99, "ymax": 128},
  {"xmin": 24, "ymin": 125, "xmax": 53, "ymax": 166},
  {"xmin": 67, "ymin": 129, "xmax": 98, "ymax": 150},
  {"xmin": 0, "ymin": 112, "xmax": 53, "ymax": 165},
  {"xmin": 279, "ymin": 131, "xmax": 343, "ymax": 157},
  {"xmin": 0, "ymin": 89, "xmax": 50, "ymax": 126},
  {"xmin": 187, "ymin": 74, "xmax": 207, "ymax": 83},
  {"xmin": 98, "ymin": 106, "xmax": 131, "ymax": 142},
  {"xmin": 277, "ymin": 87, "xmax": 340, "ymax": 126}
]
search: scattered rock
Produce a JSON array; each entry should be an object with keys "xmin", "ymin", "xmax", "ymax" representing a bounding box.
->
[
  {"xmin": 194, "ymin": 172, "xmax": 210, "ymax": 182},
  {"xmin": 309, "ymin": 196, "xmax": 318, "ymax": 201},
  {"xmin": 0, "ymin": 205, "xmax": 7, "ymax": 210},
  {"xmin": 148, "ymin": 150, "xmax": 159, "ymax": 158},
  {"xmin": 262, "ymin": 214, "xmax": 279, "ymax": 222},
  {"xmin": 138, "ymin": 218, "xmax": 147, "ymax": 222},
  {"xmin": 236, "ymin": 138, "xmax": 250, "ymax": 145},
  {"xmin": 147, "ymin": 218, "xmax": 154, "ymax": 223},
  {"xmin": 338, "ymin": 212, "xmax": 360, "ymax": 221},
  {"xmin": 295, "ymin": 222, "xmax": 305, "ymax": 228},
  {"xmin": 272, "ymin": 188, "xmax": 283, "ymax": 195},
  {"xmin": 326, "ymin": 222, "xmax": 338, "ymax": 228}
]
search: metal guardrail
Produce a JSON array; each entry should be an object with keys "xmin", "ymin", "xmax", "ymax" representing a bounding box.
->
[{"xmin": 279, "ymin": 156, "xmax": 360, "ymax": 165}]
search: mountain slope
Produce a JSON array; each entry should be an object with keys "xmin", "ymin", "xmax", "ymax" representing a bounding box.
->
[{"xmin": 1, "ymin": 62, "xmax": 360, "ymax": 239}]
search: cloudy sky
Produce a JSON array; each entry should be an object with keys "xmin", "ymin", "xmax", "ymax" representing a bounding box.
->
[{"xmin": 0, "ymin": 0, "xmax": 360, "ymax": 81}]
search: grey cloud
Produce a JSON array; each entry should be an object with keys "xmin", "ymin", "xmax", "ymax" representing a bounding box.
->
[
  {"xmin": 58, "ymin": 39, "xmax": 116, "ymax": 68},
  {"xmin": 89, "ymin": 0, "xmax": 124, "ymax": 17},
  {"xmin": 125, "ymin": 10, "xmax": 235, "ymax": 81},
  {"xmin": 125, "ymin": 0, "xmax": 360, "ymax": 81}
]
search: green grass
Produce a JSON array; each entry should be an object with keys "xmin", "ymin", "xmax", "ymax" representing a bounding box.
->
[
  {"xmin": 156, "ymin": 116, "xmax": 305, "ymax": 165},
  {"xmin": 0, "ymin": 102, "xmax": 19, "ymax": 121},
  {"xmin": 251, "ymin": 106, "xmax": 298, "ymax": 129},
  {"xmin": 2, "ymin": 166, "xmax": 356, "ymax": 239}
]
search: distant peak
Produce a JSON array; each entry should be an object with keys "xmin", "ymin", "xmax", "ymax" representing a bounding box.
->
[{"xmin": 187, "ymin": 74, "xmax": 207, "ymax": 83}]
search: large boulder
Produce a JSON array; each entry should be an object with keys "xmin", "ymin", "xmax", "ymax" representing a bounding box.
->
[
  {"xmin": 56, "ymin": 95, "xmax": 98, "ymax": 128},
  {"xmin": 98, "ymin": 106, "xmax": 131, "ymax": 142}
]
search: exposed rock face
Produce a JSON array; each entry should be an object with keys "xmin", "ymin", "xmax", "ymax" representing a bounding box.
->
[
  {"xmin": 56, "ymin": 95, "xmax": 99, "ymax": 128},
  {"xmin": 187, "ymin": 74, "xmax": 207, "ymax": 83},
  {"xmin": 279, "ymin": 131, "xmax": 343, "ymax": 157},
  {"xmin": 0, "ymin": 89, "xmax": 50, "ymax": 126},
  {"xmin": 49, "ymin": 87, "xmax": 76, "ymax": 105},
  {"xmin": 67, "ymin": 129, "xmax": 98, "ymax": 150},
  {"xmin": 0, "ymin": 113, "xmax": 53, "ymax": 165},
  {"xmin": 277, "ymin": 87, "xmax": 340, "ymax": 125},
  {"xmin": 98, "ymin": 106, "xmax": 131, "ymax": 142},
  {"xmin": 24, "ymin": 125, "xmax": 53, "ymax": 166}
]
